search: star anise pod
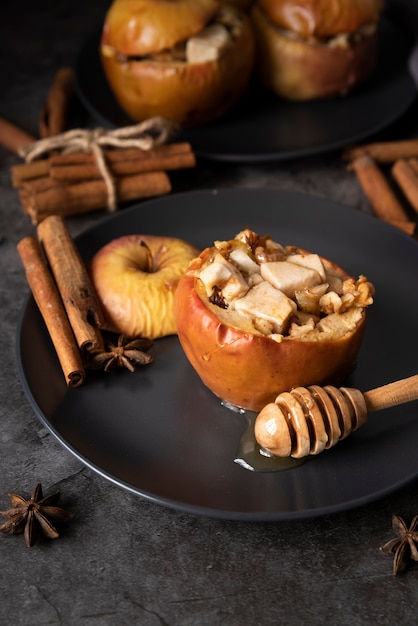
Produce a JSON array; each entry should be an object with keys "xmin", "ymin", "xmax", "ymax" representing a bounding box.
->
[
  {"xmin": 380, "ymin": 514, "xmax": 418, "ymax": 575},
  {"xmin": 0, "ymin": 483, "xmax": 74, "ymax": 548},
  {"xmin": 86, "ymin": 334, "xmax": 153, "ymax": 372}
]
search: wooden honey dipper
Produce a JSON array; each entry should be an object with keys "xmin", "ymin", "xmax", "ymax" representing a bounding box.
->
[{"xmin": 254, "ymin": 375, "xmax": 418, "ymax": 459}]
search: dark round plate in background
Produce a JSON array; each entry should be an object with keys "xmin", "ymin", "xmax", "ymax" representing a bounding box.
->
[
  {"xmin": 16, "ymin": 189, "xmax": 418, "ymax": 521},
  {"xmin": 74, "ymin": 18, "xmax": 417, "ymax": 162}
]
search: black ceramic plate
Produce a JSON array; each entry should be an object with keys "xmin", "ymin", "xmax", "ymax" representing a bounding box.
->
[
  {"xmin": 74, "ymin": 18, "xmax": 416, "ymax": 162},
  {"xmin": 17, "ymin": 189, "xmax": 418, "ymax": 521}
]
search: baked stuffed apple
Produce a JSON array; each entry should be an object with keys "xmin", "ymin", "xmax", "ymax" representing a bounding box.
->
[
  {"xmin": 174, "ymin": 229, "xmax": 374, "ymax": 411},
  {"xmin": 100, "ymin": 0, "xmax": 255, "ymax": 127}
]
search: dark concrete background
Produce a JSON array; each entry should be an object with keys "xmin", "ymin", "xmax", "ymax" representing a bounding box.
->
[{"xmin": 1, "ymin": 1, "xmax": 418, "ymax": 624}]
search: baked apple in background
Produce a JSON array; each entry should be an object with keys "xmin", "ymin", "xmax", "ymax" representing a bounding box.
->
[
  {"xmin": 89, "ymin": 234, "xmax": 199, "ymax": 340},
  {"xmin": 174, "ymin": 229, "xmax": 374, "ymax": 412},
  {"xmin": 100, "ymin": 0, "xmax": 255, "ymax": 127},
  {"xmin": 250, "ymin": 0, "xmax": 384, "ymax": 101}
]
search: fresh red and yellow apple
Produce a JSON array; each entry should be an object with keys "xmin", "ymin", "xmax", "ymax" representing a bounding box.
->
[{"xmin": 89, "ymin": 234, "xmax": 199, "ymax": 340}]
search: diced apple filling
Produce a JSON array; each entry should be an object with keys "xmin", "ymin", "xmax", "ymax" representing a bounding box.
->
[
  {"xmin": 179, "ymin": 6, "xmax": 246, "ymax": 65},
  {"xmin": 196, "ymin": 230, "xmax": 374, "ymax": 341},
  {"xmin": 198, "ymin": 252, "xmax": 249, "ymax": 301},
  {"xmin": 233, "ymin": 282, "xmax": 296, "ymax": 334},
  {"xmin": 260, "ymin": 261, "xmax": 322, "ymax": 297},
  {"xmin": 229, "ymin": 247, "xmax": 259, "ymax": 274},
  {"xmin": 187, "ymin": 24, "xmax": 230, "ymax": 64},
  {"xmin": 286, "ymin": 253, "xmax": 327, "ymax": 281}
]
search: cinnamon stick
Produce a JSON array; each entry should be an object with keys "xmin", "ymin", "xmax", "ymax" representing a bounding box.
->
[
  {"xmin": 344, "ymin": 139, "xmax": 418, "ymax": 164},
  {"xmin": 16, "ymin": 236, "xmax": 85, "ymax": 388},
  {"xmin": 37, "ymin": 215, "xmax": 105, "ymax": 354},
  {"xmin": 51, "ymin": 142, "xmax": 193, "ymax": 166},
  {"xmin": 20, "ymin": 171, "xmax": 171, "ymax": 223},
  {"xmin": 50, "ymin": 147, "xmax": 196, "ymax": 182},
  {"xmin": 11, "ymin": 160, "xmax": 50, "ymax": 187},
  {"xmin": 11, "ymin": 142, "xmax": 194, "ymax": 187},
  {"xmin": 0, "ymin": 117, "xmax": 36, "ymax": 154},
  {"xmin": 351, "ymin": 155, "xmax": 415, "ymax": 235},
  {"xmin": 391, "ymin": 159, "xmax": 418, "ymax": 214},
  {"xmin": 20, "ymin": 175, "xmax": 62, "ymax": 194},
  {"xmin": 39, "ymin": 67, "xmax": 75, "ymax": 138}
]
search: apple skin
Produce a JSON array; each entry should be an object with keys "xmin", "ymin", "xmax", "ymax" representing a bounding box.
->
[
  {"xmin": 174, "ymin": 255, "xmax": 367, "ymax": 412},
  {"xmin": 100, "ymin": 2, "xmax": 255, "ymax": 127},
  {"xmin": 256, "ymin": 0, "xmax": 384, "ymax": 39},
  {"xmin": 100, "ymin": 0, "xmax": 221, "ymax": 57},
  {"xmin": 89, "ymin": 234, "xmax": 199, "ymax": 340}
]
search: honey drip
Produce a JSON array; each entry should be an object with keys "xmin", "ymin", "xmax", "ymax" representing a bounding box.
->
[
  {"xmin": 234, "ymin": 412, "xmax": 306, "ymax": 471},
  {"xmin": 201, "ymin": 335, "xmax": 243, "ymax": 362},
  {"xmin": 221, "ymin": 401, "xmax": 305, "ymax": 472}
]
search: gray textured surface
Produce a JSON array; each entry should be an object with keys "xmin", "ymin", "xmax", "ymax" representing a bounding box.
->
[{"xmin": 1, "ymin": 1, "xmax": 418, "ymax": 624}]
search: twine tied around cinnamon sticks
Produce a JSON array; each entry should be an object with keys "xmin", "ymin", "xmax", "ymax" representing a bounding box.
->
[{"xmin": 18, "ymin": 116, "xmax": 177, "ymax": 212}]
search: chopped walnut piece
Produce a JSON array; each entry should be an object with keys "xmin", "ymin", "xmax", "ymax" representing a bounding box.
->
[
  {"xmin": 355, "ymin": 275, "xmax": 375, "ymax": 307},
  {"xmin": 343, "ymin": 275, "xmax": 375, "ymax": 307},
  {"xmin": 254, "ymin": 245, "xmax": 286, "ymax": 264},
  {"xmin": 295, "ymin": 283, "xmax": 329, "ymax": 315},
  {"xmin": 234, "ymin": 228, "xmax": 263, "ymax": 250},
  {"xmin": 342, "ymin": 277, "xmax": 356, "ymax": 293},
  {"xmin": 288, "ymin": 317, "xmax": 316, "ymax": 339},
  {"xmin": 319, "ymin": 291, "xmax": 343, "ymax": 315},
  {"xmin": 340, "ymin": 293, "xmax": 356, "ymax": 310}
]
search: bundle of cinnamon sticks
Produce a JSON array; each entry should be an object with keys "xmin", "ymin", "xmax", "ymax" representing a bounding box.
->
[
  {"xmin": 11, "ymin": 142, "xmax": 196, "ymax": 224},
  {"xmin": 344, "ymin": 139, "xmax": 418, "ymax": 235},
  {"xmin": 1, "ymin": 67, "xmax": 196, "ymax": 224}
]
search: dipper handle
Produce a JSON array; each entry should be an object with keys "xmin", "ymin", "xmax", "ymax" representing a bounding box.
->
[{"xmin": 363, "ymin": 374, "xmax": 418, "ymax": 413}]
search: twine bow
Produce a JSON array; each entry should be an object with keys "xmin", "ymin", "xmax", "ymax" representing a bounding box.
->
[{"xmin": 18, "ymin": 117, "xmax": 177, "ymax": 212}]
